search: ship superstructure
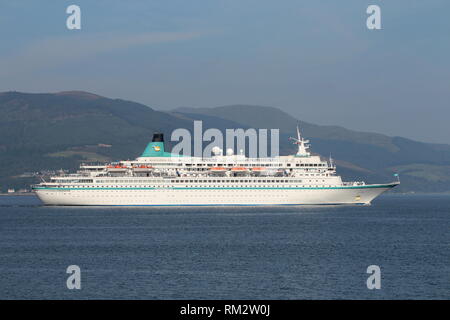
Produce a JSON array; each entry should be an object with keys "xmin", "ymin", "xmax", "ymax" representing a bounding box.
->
[{"xmin": 33, "ymin": 128, "xmax": 399, "ymax": 206}]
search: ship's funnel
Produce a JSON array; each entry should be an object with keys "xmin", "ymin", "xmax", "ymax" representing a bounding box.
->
[
  {"xmin": 141, "ymin": 132, "xmax": 165, "ymax": 157},
  {"xmin": 152, "ymin": 133, "xmax": 164, "ymax": 142}
]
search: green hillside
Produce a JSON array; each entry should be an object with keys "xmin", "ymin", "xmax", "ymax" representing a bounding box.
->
[
  {"xmin": 1, "ymin": 92, "xmax": 449, "ymax": 193},
  {"xmin": 0, "ymin": 91, "xmax": 192, "ymax": 191}
]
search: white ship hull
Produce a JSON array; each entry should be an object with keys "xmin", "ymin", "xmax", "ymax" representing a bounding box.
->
[
  {"xmin": 32, "ymin": 129, "xmax": 400, "ymax": 207},
  {"xmin": 34, "ymin": 183, "xmax": 397, "ymax": 206}
]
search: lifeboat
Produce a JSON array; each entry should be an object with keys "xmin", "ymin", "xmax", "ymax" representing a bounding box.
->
[
  {"xmin": 231, "ymin": 167, "xmax": 248, "ymax": 171},
  {"xmin": 107, "ymin": 164, "xmax": 128, "ymax": 172},
  {"xmin": 133, "ymin": 165, "xmax": 154, "ymax": 172},
  {"xmin": 209, "ymin": 167, "xmax": 227, "ymax": 174},
  {"xmin": 210, "ymin": 167, "xmax": 227, "ymax": 171},
  {"xmin": 230, "ymin": 166, "xmax": 248, "ymax": 176}
]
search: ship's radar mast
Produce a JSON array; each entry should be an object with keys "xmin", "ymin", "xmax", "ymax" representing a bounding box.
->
[{"xmin": 289, "ymin": 125, "xmax": 310, "ymax": 157}]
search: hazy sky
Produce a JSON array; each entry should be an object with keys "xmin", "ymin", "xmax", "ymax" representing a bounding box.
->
[{"xmin": 1, "ymin": 0, "xmax": 449, "ymax": 144}]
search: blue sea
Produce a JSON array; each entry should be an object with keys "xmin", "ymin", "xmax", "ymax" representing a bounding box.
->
[{"xmin": 0, "ymin": 194, "xmax": 448, "ymax": 299}]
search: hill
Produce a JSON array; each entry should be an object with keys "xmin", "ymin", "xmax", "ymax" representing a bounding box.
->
[
  {"xmin": 174, "ymin": 105, "xmax": 450, "ymax": 192},
  {"xmin": 0, "ymin": 91, "xmax": 192, "ymax": 190},
  {"xmin": 0, "ymin": 92, "xmax": 449, "ymax": 192}
]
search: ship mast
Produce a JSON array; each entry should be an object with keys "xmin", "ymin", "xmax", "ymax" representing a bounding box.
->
[{"xmin": 289, "ymin": 125, "xmax": 310, "ymax": 157}]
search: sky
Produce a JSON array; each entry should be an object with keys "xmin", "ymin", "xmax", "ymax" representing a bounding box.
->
[{"xmin": 0, "ymin": 0, "xmax": 449, "ymax": 144}]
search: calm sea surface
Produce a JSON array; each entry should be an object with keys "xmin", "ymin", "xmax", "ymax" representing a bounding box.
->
[{"xmin": 0, "ymin": 194, "xmax": 448, "ymax": 299}]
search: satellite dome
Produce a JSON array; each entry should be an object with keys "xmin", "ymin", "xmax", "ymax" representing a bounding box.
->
[
  {"xmin": 226, "ymin": 148, "xmax": 234, "ymax": 156},
  {"xmin": 212, "ymin": 146, "xmax": 222, "ymax": 155}
]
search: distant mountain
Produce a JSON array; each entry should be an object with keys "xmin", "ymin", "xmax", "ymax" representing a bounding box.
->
[
  {"xmin": 0, "ymin": 91, "xmax": 193, "ymax": 191},
  {"xmin": 0, "ymin": 92, "xmax": 449, "ymax": 192},
  {"xmin": 174, "ymin": 105, "xmax": 450, "ymax": 193}
]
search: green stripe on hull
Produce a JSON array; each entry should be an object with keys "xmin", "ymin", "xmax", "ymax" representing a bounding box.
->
[{"xmin": 33, "ymin": 184, "xmax": 397, "ymax": 191}]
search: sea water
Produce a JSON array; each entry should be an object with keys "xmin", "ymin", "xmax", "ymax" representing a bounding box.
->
[{"xmin": 0, "ymin": 194, "xmax": 448, "ymax": 299}]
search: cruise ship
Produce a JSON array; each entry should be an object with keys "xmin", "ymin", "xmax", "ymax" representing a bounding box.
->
[{"xmin": 32, "ymin": 128, "xmax": 399, "ymax": 206}]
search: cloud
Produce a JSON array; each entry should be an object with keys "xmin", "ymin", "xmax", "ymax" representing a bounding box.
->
[{"xmin": 0, "ymin": 31, "xmax": 205, "ymax": 77}]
